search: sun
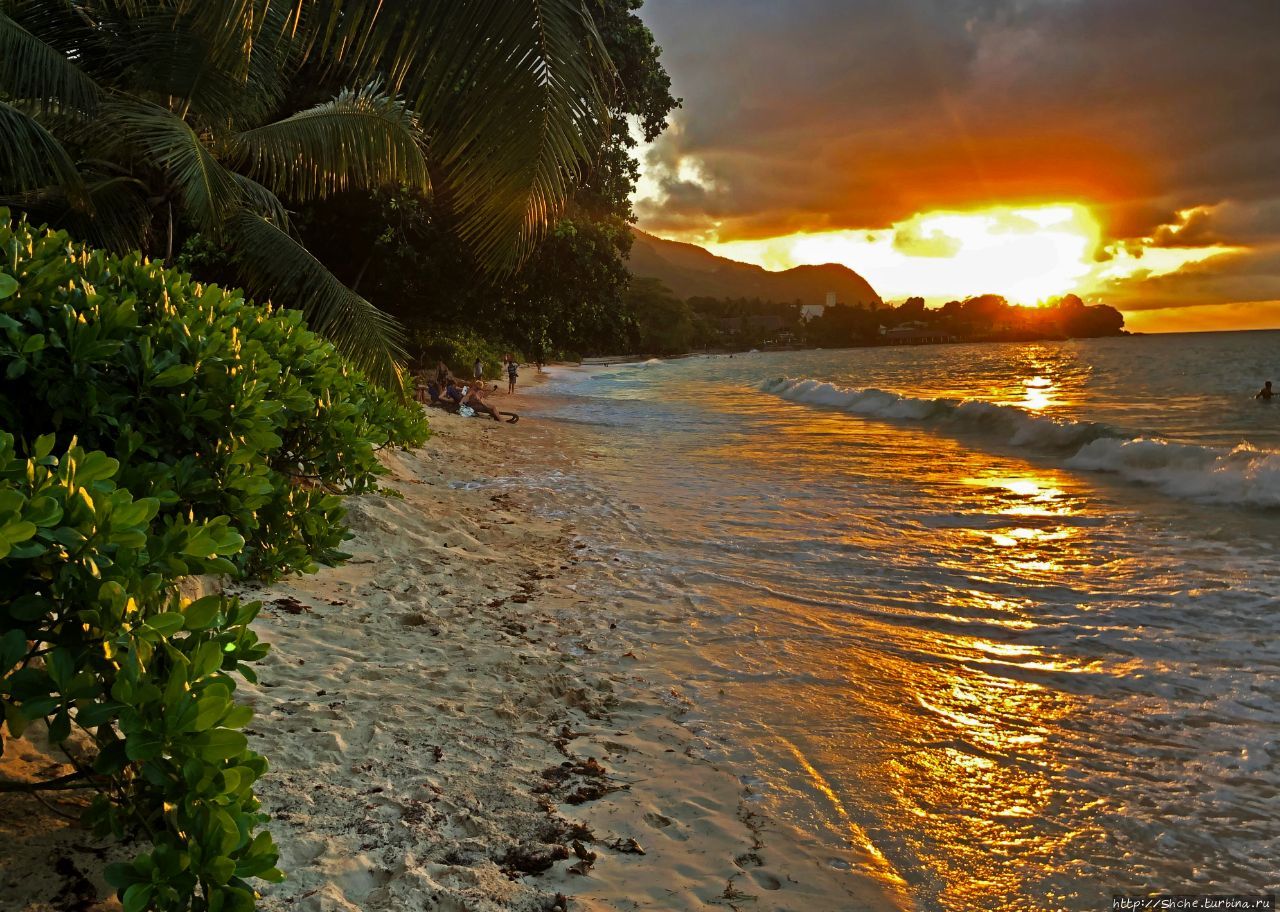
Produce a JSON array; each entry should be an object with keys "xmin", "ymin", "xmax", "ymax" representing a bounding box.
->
[{"xmin": 693, "ymin": 203, "xmax": 1234, "ymax": 307}]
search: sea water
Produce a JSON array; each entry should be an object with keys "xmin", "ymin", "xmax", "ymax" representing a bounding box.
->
[{"xmin": 517, "ymin": 332, "xmax": 1280, "ymax": 911}]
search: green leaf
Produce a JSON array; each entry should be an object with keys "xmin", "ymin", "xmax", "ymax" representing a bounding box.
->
[
  {"xmin": 191, "ymin": 640, "xmax": 225, "ymax": 679},
  {"xmin": 0, "ymin": 629, "xmax": 27, "ymax": 673},
  {"xmin": 220, "ymin": 704, "xmax": 253, "ymax": 730},
  {"xmin": 46, "ymin": 648, "xmax": 74, "ymax": 689},
  {"xmin": 206, "ymin": 855, "xmax": 235, "ymax": 884},
  {"xmin": 22, "ymin": 495, "xmax": 61, "ymax": 527},
  {"xmin": 0, "ymin": 519, "xmax": 36, "ymax": 546},
  {"xmin": 192, "ymin": 691, "xmax": 230, "ymax": 731},
  {"xmin": 122, "ymin": 882, "xmax": 153, "ymax": 912},
  {"xmin": 33, "ymin": 433, "xmax": 56, "ymax": 459},
  {"xmin": 145, "ymin": 612, "xmax": 186, "ymax": 636},
  {"xmin": 47, "ymin": 708, "xmax": 70, "ymax": 743},
  {"xmin": 21, "ymin": 333, "xmax": 44, "ymax": 353},
  {"xmin": 190, "ymin": 728, "xmax": 247, "ymax": 761},
  {"xmin": 182, "ymin": 595, "xmax": 222, "ymax": 630},
  {"xmin": 124, "ymin": 732, "xmax": 164, "ymax": 761},
  {"xmin": 104, "ymin": 862, "xmax": 143, "ymax": 889},
  {"xmin": 0, "ymin": 273, "xmax": 17, "ymax": 300},
  {"xmin": 76, "ymin": 700, "xmax": 124, "ymax": 728},
  {"xmin": 152, "ymin": 364, "xmax": 195, "ymax": 387}
]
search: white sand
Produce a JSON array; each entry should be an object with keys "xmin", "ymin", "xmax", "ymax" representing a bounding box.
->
[{"xmin": 1, "ymin": 405, "xmax": 900, "ymax": 912}]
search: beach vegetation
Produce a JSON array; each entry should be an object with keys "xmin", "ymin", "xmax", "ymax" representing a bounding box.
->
[
  {"xmin": 629, "ymin": 277, "xmax": 698, "ymax": 356},
  {"xmin": 0, "ymin": 0, "xmax": 615, "ymax": 385},
  {"xmin": 276, "ymin": 0, "xmax": 679, "ymax": 366},
  {"xmin": 0, "ymin": 213, "xmax": 427, "ymax": 910}
]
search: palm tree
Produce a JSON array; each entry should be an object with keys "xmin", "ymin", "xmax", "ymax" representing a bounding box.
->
[{"xmin": 0, "ymin": 0, "xmax": 613, "ymax": 386}]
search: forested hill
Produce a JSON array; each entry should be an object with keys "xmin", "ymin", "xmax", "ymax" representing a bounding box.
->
[{"xmin": 628, "ymin": 229, "xmax": 881, "ymax": 306}]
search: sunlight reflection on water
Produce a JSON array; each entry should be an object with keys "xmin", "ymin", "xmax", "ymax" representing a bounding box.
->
[{"xmin": 517, "ymin": 337, "xmax": 1280, "ymax": 910}]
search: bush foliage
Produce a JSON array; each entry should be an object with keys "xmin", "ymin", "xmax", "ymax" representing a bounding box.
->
[
  {"xmin": 411, "ymin": 326, "xmax": 519, "ymax": 381},
  {"xmin": 0, "ymin": 212, "xmax": 428, "ymax": 911}
]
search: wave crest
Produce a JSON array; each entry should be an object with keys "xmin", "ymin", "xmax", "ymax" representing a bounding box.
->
[{"xmin": 761, "ymin": 377, "xmax": 1280, "ymax": 508}]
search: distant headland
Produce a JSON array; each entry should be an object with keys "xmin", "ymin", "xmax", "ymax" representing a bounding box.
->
[{"xmin": 626, "ymin": 230, "xmax": 1127, "ymax": 356}]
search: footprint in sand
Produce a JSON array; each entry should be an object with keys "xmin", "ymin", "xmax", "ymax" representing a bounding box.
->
[{"xmin": 750, "ymin": 870, "xmax": 783, "ymax": 891}]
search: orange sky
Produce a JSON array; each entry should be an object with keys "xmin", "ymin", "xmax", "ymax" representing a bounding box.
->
[{"xmin": 631, "ymin": 0, "xmax": 1280, "ymax": 331}]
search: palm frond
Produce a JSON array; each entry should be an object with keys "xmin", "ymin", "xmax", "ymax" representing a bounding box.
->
[
  {"xmin": 1, "ymin": 174, "xmax": 153, "ymax": 252},
  {"xmin": 99, "ymin": 8, "xmax": 289, "ymax": 127},
  {"xmin": 0, "ymin": 101, "xmax": 85, "ymax": 199},
  {"xmin": 231, "ymin": 171, "xmax": 289, "ymax": 228},
  {"xmin": 226, "ymin": 84, "xmax": 429, "ymax": 202},
  {"xmin": 99, "ymin": 98, "xmax": 242, "ymax": 234},
  {"xmin": 229, "ymin": 211, "xmax": 406, "ymax": 390},
  {"xmin": 276, "ymin": 0, "xmax": 614, "ymax": 272},
  {"xmin": 422, "ymin": 0, "xmax": 614, "ymax": 272},
  {"xmin": 0, "ymin": 10, "xmax": 101, "ymax": 112}
]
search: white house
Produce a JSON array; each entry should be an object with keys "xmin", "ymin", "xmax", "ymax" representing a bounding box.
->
[{"xmin": 801, "ymin": 304, "xmax": 827, "ymax": 322}]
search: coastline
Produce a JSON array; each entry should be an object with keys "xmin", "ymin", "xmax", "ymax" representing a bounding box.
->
[
  {"xmin": 0, "ymin": 396, "xmax": 898, "ymax": 911},
  {"xmin": 238, "ymin": 411, "xmax": 900, "ymax": 911}
]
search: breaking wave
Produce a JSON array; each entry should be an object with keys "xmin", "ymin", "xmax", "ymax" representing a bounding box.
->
[{"xmin": 762, "ymin": 377, "xmax": 1280, "ymax": 508}]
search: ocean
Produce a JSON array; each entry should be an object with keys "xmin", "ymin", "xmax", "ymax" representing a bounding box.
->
[{"xmin": 515, "ymin": 331, "xmax": 1280, "ymax": 911}]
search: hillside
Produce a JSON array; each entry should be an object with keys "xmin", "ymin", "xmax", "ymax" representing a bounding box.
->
[{"xmin": 628, "ymin": 229, "xmax": 881, "ymax": 306}]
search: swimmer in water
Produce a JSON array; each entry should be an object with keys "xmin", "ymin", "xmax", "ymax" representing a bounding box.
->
[{"xmin": 1256, "ymin": 380, "xmax": 1273, "ymax": 400}]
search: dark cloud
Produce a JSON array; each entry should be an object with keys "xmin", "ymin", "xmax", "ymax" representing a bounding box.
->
[
  {"xmin": 1150, "ymin": 209, "xmax": 1220, "ymax": 248},
  {"xmin": 1095, "ymin": 245, "xmax": 1280, "ymax": 312},
  {"xmin": 637, "ymin": 0, "xmax": 1280, "ymax": 251}
]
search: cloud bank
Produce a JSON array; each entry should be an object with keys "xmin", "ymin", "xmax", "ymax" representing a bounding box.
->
[{"xmin": 634, "ymin": 0, "xmax": 1280, "ymax": 320}]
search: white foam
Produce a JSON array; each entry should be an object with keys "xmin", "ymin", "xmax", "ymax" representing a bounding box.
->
[
  {"xmin": 1067, "ymin": 438, "xmax": 1280, "ymax": 507},
  {"xmin": 762, "ymin": 377, "xmax": 1280, "ymax": 509}
]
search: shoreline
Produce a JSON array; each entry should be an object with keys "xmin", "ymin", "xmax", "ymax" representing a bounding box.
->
[{"xmin": 0, "ymin": 401, "xmax": 897, "ymax": 911}]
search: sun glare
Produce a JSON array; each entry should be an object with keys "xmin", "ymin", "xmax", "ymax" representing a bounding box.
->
[{"xmin": 694, "ymin": 203, "xmax": 1236, "ymax": 307}]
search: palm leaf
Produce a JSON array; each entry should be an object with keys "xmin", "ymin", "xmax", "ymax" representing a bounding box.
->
[
  {"xmin": 229, "ymin": 210, "xmax": 406, "ymax": 390},
  {"xmin": 225, "ymin": 84, "xmax": 429, "ymax": 202},
  {"xmin": 0, "ymin": 101, "xmax": 85, "ymax": 199},
  {"xmin": 276, "ymin": 0, "xmax": 614, "ymax": 272},
  {"xmin": 100, "ymin": 4, "xmax": 291, "ymax": 127},
  {"xmin": 422, "ymin": 0, "xmax": 614, "ymax": 272},
  {"xmin": 0, "ymin": 174, "xmax": 153, "ymax": 251},
  {"xmin": 99, "ymin": 98, "xmax": 242, "ymax": 235},
  {"xmin": 231, "ymin": 171, "xmax": 290, "ymax": 228},
  {"xmin": 0, "ymin": 10, "xmax": 101, "ymax": 112}
]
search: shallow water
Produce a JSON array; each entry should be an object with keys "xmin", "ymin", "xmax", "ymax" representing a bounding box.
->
[{"xmin": 516, "ymin": 333, "xmax": 1280, "ymax": 911}]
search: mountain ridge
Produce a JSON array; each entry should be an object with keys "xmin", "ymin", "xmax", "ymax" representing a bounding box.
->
[{"xmin": 627, "ymin": 229, "xmax": 881, "ymax": 306}]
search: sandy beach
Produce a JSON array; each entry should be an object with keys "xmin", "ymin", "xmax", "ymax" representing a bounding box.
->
[{"xmin": 1, "ymin": 389, "xmax": 895, "ymax": 912}]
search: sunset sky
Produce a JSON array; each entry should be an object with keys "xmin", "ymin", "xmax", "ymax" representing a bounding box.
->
[{"xmin": 631, "ymin": 0, "xmax": 1280, "ymax": 332}]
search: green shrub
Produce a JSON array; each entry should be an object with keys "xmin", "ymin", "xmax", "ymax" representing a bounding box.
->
[
  {"xmin": 0, "ymin": 212, "xmax": 428, "ymax": 911},
  {"xmin": 0, "ymin": 432, "xmax": 276, "ymax": 912},
  {"xmin": 411, "ymin": 326, "xmax": 518, "ymax": 381},
  {"xmin": 0, "ymin": 211, "xmax": 428, "ymax": 579}
]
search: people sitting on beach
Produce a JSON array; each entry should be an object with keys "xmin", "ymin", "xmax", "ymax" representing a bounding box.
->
[
  {"xmin": 464, "ymin": 384, "xmax": 519, "ymax": 423},
  {"xmin": 1257, "ymin": 381, "xmax": 1273, "ymax": 400},
  {"xmin": 418, "ymin": 379, "xmax": 457, "ymax": 413}
]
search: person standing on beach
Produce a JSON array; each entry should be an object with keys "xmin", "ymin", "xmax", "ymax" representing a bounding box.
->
[
  {"xmin": 473, "ymin": 357, "xmax": 484, "ymax": 384},
  {"xmin": 507, "ymin": 355, "xmax": 519, "ymax": 394}
]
